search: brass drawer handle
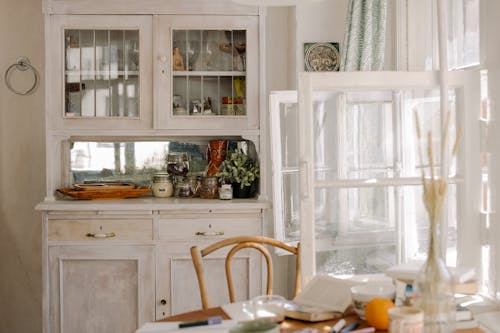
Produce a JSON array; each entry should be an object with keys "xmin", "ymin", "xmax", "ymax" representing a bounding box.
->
[
  {"xmin": 195, "ymin": 231, "xmax": 224, "ymax": 236},
  {"xmin": 86, "ymin": 232, "xmax": 117, "ymax": 239}
]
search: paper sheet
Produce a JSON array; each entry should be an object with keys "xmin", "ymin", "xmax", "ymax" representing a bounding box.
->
[{"xmin": 135, "ymin": 320, "xmax": 237, "ymax": 333}]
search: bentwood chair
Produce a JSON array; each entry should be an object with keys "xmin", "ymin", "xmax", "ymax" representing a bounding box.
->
[{"xmin": 190, "ymin": 235, "xmax": 301, "ymax": 309}]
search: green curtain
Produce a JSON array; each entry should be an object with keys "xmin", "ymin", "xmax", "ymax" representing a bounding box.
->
[{"xmin": 340, "ymin": 0, "xmax": 387, "ymax": 71}]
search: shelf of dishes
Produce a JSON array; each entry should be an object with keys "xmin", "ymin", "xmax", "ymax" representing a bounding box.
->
[{"xmin": 173, "ymin": 75, "xmax": 245, "ymax": 116}]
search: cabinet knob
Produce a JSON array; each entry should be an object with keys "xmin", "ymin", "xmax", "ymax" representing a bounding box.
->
[
  {"xmin": 159, "ymin": 55, "xmax": 167, "ymax": 63},
  {"xmin": 160, "ymin": 299, "xmax": 167, "ymax": 305}
]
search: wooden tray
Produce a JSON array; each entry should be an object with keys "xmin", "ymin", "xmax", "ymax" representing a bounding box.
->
[
  {"xmin": 57, "ymin": 187, "xmax": 151, "ymax": 200},
  {"xmin": 74, "ymin": 183, "xmax": 136, "ymax": 190}
]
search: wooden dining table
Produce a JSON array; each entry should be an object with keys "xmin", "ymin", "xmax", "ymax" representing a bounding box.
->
[{"xmin": 161, "ymin": 306, "xmax": 483, "ymax": 333}]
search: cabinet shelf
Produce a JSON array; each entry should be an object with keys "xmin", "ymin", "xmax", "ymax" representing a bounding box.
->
[
  {"xmin": 173, "ymin": 71, "xmax": 245, "ymax": 77},
  {"xmin": 65, "ymin": 70, "xmax": 139, "ymax": 76}
]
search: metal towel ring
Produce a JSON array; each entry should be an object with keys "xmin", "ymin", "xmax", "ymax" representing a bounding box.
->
[{"xmin": 4, "ymin": 57, "xmax": 39, "ymax": 95}]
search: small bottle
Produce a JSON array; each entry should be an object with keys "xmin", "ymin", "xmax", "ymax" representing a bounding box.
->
[
  {"xmin": 404, "ymin": 284, "xmax": 415, "ymax": 306},
  {"xmin": 151, "ymin": 174, "xmax": 174, "ymax": 198}
]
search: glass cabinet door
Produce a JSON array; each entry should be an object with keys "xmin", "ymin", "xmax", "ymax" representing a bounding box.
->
[
  {"xmin": 49, "ymin": 15, "xmax": 152, "ymax": 130},
  {"xmin": 156, "ymin": 15, "xmax": 258, "ymax": 130},
  {"xmin": 172, "ymin": 29, "xmax": 246, "ymax": 117},
  {"xmin": 65, "ymin": 29, "xmax": 140, "ymax": 118}
]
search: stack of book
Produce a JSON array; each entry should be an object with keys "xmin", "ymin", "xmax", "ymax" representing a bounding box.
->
[
  {"xmin": 455, "ymin": 304, "xmax": 479, "ymax": 329},
  {"xmin": 385, "ymin": 263, "xmax": 479, "ymax": 294}
]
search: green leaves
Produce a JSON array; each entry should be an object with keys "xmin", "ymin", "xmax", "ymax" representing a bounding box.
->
[{"xmin": 217, "ymin": 149, "xmax": 260, "ymax": 189}]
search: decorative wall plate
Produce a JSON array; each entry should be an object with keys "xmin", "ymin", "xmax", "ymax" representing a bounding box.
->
[{"xmin": 304, "ymin": 42, "xmax": 340, "ymax": 72}]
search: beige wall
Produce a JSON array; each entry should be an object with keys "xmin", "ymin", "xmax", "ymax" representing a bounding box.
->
[{"xmin": 0, "ymin": 0, "xmax": 45, "ymax": 331}]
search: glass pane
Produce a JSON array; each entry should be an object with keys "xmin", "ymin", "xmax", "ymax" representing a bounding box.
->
[
  {"xmin": 173, "ymin": 76, "xmax": 188, "ymax": 115},
  {"xmin": 233, "ymin": 76, "xmax": 246, "ymax": 115},
  {"xmin": 317, "ymin": 245, "xmax": 397, "ymax": 275},
  {"xmin": 343, "ymin": 92, "xmax": 394, "ymax": 178},
  {"xmin": 202, "ymin": 30, "xmax": 229, "ymax": 71},
  {"xmin": 95, "ymin": 30, "xmax": 109, "ymax": 80},
  {"xmin": 406, "ymin": 184, "xmax": 458, "ymax": 266},
  {"xmin": 125, "ymin": 30, "xmax": 139, "ymax": 72},
  {"xmin": 447, "ymin": 0, "xmax": 480, "ymax": 68},
  {"xmin": 220, "ymin": 77, "xmax": 234, "ymax": 115},
  {"xmin": 124, "ymin": 76, "xmax": 139, "ymax": 117},
  {"xmin": 187, "ymin": 76, "xmax": 202, "ymax": 115},
  {"xmin": 64, "ymin": 29, "xmax": 140, "ymax": 118},
  {"xmin": 95, "ymin": 30, "xmax": 110, "ymax": 116},
  {"xmin": 187, "ymin": 30, "xmax": 201, "ymax": 71},
  {"xmin": 312, "ymin": 89, "xmax": 458, "ymax": 182},
  {"xmin": 110, "ymin": 30, "xmax": 123, "ymax": 117},
  {"xmin": 202, "ymin": 76, "xmax": 218, "ymax": 115},
  {"xmin": 80, "ymin": 30, "xmax": 95, "ymax": 117},
  {"xmin": 110, "ymin": 30, "xmax": 124, "ymax": 74},
  {"xmin": 173, "ymin": 30, "xmax": 187, "ymax": 71},
  {"xmin": 280, "ymin": 102, "xmax": 299, "ymax": 169},
  {"xmin": 65, "ymin": 30, "xmax": 80, "ymax": 71},
  {"xmin": 313, "ymin": 184, "xmax": 458, "ymax": 275},
  {"xmin": 282, "ymin": 172, "xmax": 300, "ymax": 241},
  {"xmin": 233, "ymin": 30, "xmax": 246, "ymax": 71},
  {"xmin": 311, "ymin": 92, "xmax": 339, "ymax": 180},
  {"xmin": 65, "ymin": 30, "xmax": 82, "ymax": 117},
  {"xmin": 401, "ymin": 89, "xmax": 458, "ymax": 177}
]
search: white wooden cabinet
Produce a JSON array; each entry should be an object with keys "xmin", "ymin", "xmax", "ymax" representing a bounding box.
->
[
  {"xmin": 39, "ymin": 204, "xmax": 268, "ymax": 333},
  {"xmin": 40, "ymin": 2, "xmax": 269, "ymax": 333}
]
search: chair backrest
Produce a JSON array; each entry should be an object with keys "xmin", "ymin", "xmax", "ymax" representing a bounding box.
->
[{"xmin": 190, "ymin": 235, "xmax": 301, "ymax": 309}]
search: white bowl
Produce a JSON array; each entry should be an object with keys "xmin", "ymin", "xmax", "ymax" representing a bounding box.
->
[{"xmin": 350, "ymin": 284, "xmax": 396, "ymax": 319}]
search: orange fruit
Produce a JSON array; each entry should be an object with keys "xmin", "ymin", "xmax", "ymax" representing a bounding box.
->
[{"xmin": 364, "ymin": 297, "xmax": 395, "ymax": 330}]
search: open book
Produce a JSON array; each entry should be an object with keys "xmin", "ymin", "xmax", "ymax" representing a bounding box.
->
[{"xmin": 284, "ymin": 275, "xmax": 356, "ymax": 322}]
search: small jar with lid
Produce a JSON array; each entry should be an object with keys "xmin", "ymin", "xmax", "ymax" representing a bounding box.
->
[
  {"xmin": 198, "ymin": 177, "xmax": 219, "ymax": 199},
  {"xmin": 219, "ymin": 184, "xmax": 233, "ymax": 200},
  {"xmin": 166, "ymin": 153, "xmax": 189, "ymax": 177},
  {"xmin": 175, "ymin": 178, "xmax": 192, "ymax": 198},
  {"xmin": 151, "ymin": 174, "xmax": 174, "ymax": 198}
]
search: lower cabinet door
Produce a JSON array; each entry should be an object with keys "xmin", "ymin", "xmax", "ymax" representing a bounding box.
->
[
  {"xmin": 48, "ymin": 245, "xmax": 155, "ymax": 333},
  {"xmin": 156, "ymin": 243, "xmax": 262, "ymax": 318}
]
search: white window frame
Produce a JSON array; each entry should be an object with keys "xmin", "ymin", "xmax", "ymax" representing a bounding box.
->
[{"xmin": 297, "ymin": 70, "xmax": 481, "ymax": 285}]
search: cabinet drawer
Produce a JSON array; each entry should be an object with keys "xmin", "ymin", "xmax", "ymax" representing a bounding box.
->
[
  {"xmin": 48, "ymin": 219, "xmax": 153, "ymax": 241},
  {"xmin": 158, "ymin": 218, "xmax": 261, "ymax": 241}
]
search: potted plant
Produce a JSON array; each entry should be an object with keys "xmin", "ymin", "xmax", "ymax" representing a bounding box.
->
[{"xmin": 217, "ymin": 149, "xmax": 260, "ymax": 198}]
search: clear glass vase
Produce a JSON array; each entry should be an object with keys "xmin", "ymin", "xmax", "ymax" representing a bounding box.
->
[{"xmin": 414, "ymin": 218, "xmax": 455, "ymax": 333}]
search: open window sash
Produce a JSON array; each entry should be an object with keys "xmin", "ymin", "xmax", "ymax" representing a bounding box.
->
[{"xmin": 297, "ymin": 71, "xmax": 481, "ymax": 285}]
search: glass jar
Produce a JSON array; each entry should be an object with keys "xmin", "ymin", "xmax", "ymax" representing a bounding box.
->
[
  {"xmin": 151, "ymin": 173, "xmax": 174, "ymax": 198},
  {"xmin": 219, "ymin": 184, "xmax": 233, "ymax": 200},
  {"xmin": 166, "ymin": 152, "xmax": 189, "ymax": 177},
  {"xmin": 188, "ymin": 175, "xmax": 201, "ymax": 197},
  {"xmin": 198, "ymin": 177, "xmax": 219, "ymax": 199},
  {"xmin": 175, "ymin": 179, "xmax": 192, "ymax": 198}
]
